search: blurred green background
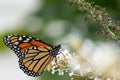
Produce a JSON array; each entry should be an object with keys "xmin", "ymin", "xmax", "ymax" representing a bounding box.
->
[{"xmin": 0, "ymin": 0, "xmax": 120, "ymax": 80}]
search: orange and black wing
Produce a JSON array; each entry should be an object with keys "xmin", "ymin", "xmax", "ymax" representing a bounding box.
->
[
  {"xmin": 3, "ymin": 34, "xmax": 53, "ymax": 58},
  {"xmin": 3, "ymin": 34, "xmax": 61, "ymax": 77},
  {"xmin": 19, "ymin": 47, "xmax": 54, "ymax": 77}
]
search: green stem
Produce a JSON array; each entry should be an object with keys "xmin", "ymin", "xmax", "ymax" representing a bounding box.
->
[{"xmin": 67, "ymin": 0, "xmax": 120, "ymax": 44}]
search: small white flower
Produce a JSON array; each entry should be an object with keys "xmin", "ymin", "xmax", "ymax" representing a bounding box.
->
[
  {"xmin": 62, "ymin": 49, "xmax": 69, "ymax": 54},
  {"xmin": 74, "ymin": 64, "xmax": 80, "ymax": 70},
  {"xmin": 94, "ymin": 78, "xmax": 97, "ymax": 80},
  {"xmin": 106, "ymin": 78, "xmax": 111, "ymax": 80},
  {"xmin": 69, "ymin": 71, "xmax": 74, "ymax": 77},
  {"xmin": 65, "ymin": 53, "xmax": 72, "ymax": 60},
  {"xmin": 71, "ymin": 77, "xmax": 74, "ymax": 80},
  {"xmin": 51, "ymin": 69, "xmax": 55, "ymax": 75},
  {"xmin": 51, "ymin": 66, "xmax": 56, "ymax": 71},
  {"xmin": 51, "ymin": 61, "xmax": 56, "ymax": 65},
  {"xmin": 58, "ymin": 69, "xmax": 64, "ymax": 75},
  {"xmin": 61, "ymin": 49, "xmax": 72, "ymax": 59},
  {"xmin": 86, "ymin": 67, "xmax": 92, "ymax": 72},
  {"xmin": 94, "ymin": 77, "xmax": 101, "ymax": 80}
]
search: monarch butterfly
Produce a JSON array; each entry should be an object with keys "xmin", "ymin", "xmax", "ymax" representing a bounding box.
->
[{"xmin": 3, "ymin": 34, "xmax": 61, "ymax": 77}]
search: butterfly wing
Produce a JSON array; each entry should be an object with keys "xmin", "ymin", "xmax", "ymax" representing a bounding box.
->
[
  {"xmin": 19, "ymin": 47, "xmax": 54, "ymax": 77},
  {"xmin": 3, "ymin": 34, "xmax": 52, "ymax": 58},
  {"xmin": 3, "ymin": 34, "xmax": 58, "ymax": 77}
]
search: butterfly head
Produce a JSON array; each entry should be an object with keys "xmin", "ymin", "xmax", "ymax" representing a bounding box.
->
[{"xmin": 51, "ymin": 44, "xmax": 61, "ymax": 57}]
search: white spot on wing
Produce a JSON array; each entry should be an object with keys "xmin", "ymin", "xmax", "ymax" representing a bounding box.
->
[
  {"xmin": 23, "ymin": 36, "xmax": 26, "ymax": 37},
  {"xmin": 29, "ymin": 37, "xmax": 32, "ymax": 39},
  {"xmin": 19, "ymin": 37, "xmax": 22, "ymax": 41},
  {"xmin": 8, "ymin": 36, "xmax": 11, "ymax": 38},
  {"xmin": 23, "ymin": 40, "xmax": 29, "ymax": 42},
  {"xmin": 26, "ymin": 38, "xmax": 30, "ymax": 41}
]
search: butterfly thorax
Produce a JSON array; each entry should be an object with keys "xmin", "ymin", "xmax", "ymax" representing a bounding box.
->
[{"xmin": 49, "ymin": 44, "xmax": 61, "ymax": 57}]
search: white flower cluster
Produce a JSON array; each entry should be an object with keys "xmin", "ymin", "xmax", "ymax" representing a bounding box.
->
[
  {"xmin": 46, "ymin": 40, "xmax": 120, "ymax": 80},
  {"xmin": 46, "ymin": 49, "xmax": 94, "ymax": 79}
]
